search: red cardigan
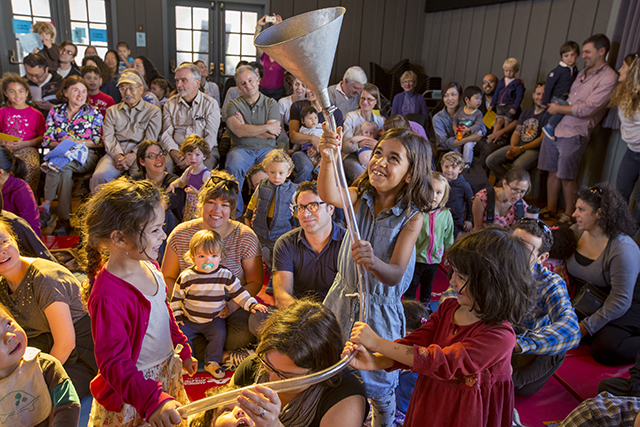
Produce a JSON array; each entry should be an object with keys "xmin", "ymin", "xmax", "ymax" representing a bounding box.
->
[{"xmin": 87, "ymin": 262, "xmax": 192, "ymax": 421}]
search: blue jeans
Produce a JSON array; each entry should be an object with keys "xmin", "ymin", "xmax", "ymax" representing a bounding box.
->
[
  {"xmin": 291, "ymin": 151, "xmax": 315, "ymax": 183},
  {"xmin": 547, "ymin": 97, "xmax": 569, "ymax": 129},
  {"xmin": 179, "ymin": 317, "xmax": 226, "ymax": 364},
  {"xmin": 616, "ymin": 147, "xmax": 640, "ymax": 225},
  {"xmin": 225, "ymin": 147, "xmax": 274, "ymax": 217}
]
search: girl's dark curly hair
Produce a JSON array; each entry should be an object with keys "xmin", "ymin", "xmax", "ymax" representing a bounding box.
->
[
  {"xmin": 135, "ymin": 56, "xmax": 162, "ymax": 87},
  {"xmin": 447, "ymin": 227, "xmax": 536, "ymax": 325},
  {"xmin": 353, "ymin": 127, "xmax": 433, "ymax": 214},
  {"xmin": 576, "ymin": 183, "xmax": 638, "ymax": 238},
  {"xmin": 79, "ymin": 177, "xmax": 167, "ymax": 301},
  {"xmin": 0, "ymin": 72, "xmax": 33, "ymax": 107},
  {"xmin": 549, "ymin": 223, "xmax": 577, "ymax": 260}
]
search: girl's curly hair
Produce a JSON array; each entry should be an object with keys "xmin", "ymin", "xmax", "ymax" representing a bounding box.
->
[
  {"xmin": 575, "ymin": 183, "xmax": 638, "ymax": 238},
  {"xmin": 609, "ymin": 53, "xmax": 640, "ymax": 119},
  {"xmin": 79, "ymin": 177, "xmax": 167, "ymax": 301}
]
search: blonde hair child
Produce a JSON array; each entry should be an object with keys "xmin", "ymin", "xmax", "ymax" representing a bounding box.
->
[{"xmin": 404, "ymin": 171, "xmax": 454, "ymax": 304}]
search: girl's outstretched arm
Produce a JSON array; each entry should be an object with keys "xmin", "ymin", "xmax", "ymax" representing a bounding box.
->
[
  {"xmin": 352, "ymin": 211, "xmax": 423, "ymax": 286},
  {"xmin": 350, "ymin": 321, "xmax": 414, "ymax": 367},
  {"xmin": 317, "ymin": 122, "xmax": 357, "ymax": 209}
]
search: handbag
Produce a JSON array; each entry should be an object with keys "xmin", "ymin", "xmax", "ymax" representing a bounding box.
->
[
  {"xmin": 571, "ymin": 239, "xmax": 611, "ymax": 321},
  {"xmin": 571, "ymin": 282, "xmax": 608, "ymax": 321}
]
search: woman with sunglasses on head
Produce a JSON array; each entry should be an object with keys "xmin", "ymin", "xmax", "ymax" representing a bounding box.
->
[
  {"xmin": 131, "ymin": 140, "xmax": 184, "ymax": 263},
  {"xmin": 230, "ymin": 298, "xmax": 368, "ymax": 427},
  {"xmin": 162, "ymin": 170, "xmax": 263, "ymax": 365},
  {"xmin": 472, "ymin": 167, "xmax": 530, "ymax": 231},
  {"xmin": 567, "ymin": 183, "xmax": 640, "ymax": 366},
  {"xmin": 610, "ymin": 53, "xmax": 640, "ymax": 226}
]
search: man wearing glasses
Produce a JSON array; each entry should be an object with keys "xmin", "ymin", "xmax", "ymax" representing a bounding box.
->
[
  {"xmin": 90, "ymin": 69, "xmax": 162, "ymax": 192},
  {"xmin": 510, "ymin": 219, "xmax": 580, "ymax": 396},
  {"xmin": 161, "ymin": 63, "xmax": 220, "ymax": 173},
  {"xmin": 23, "ymin": 53, "xmax": 62, "ymax": 116},
  {"xmin": 271, "ymin": 181, "xmax": 345, "ymax": 308},
  {"xmin": 57, "ymin": 41, "xmax": 81, "ymax": 79}
]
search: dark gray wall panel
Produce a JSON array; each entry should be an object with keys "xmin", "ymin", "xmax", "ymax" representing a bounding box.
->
[
  {"xmin": 464, "ymin": 6, "xmax": 486, "ymax": 86},
  {"xmin": 475, "ymin": 4, "xmax": 500, "ymax": 82},
  {"xmin": 490, "ymin": 2, "xmax": 516, "ymax": 75},
  {"xmin": 380, "ymin": 0, "xmax": 407, "ymax": 69}
]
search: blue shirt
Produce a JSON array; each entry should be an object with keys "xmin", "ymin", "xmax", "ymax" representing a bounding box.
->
[{"xmin": 272, "ymin": 221, "xmax": 345, "ymax": 300}]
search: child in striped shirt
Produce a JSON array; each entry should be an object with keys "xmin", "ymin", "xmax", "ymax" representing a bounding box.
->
[{"xmin": 171, "ymin": 229, "xmax": 267, "ymax": 378}]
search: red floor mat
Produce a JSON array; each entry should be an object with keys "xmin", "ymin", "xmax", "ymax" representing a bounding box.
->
[
  {"xmin": 515, "ymin": 375, "xmax": 581, "ymax": 426},
  {"xmin": 42, "ymin": 235, "xmax": 80, "ymax": 250},
  {"xmin": 183, "ymin": 372, "xmax": 232, "ymax": 402},
  {"xmin": 554, "ymin": 345, "xmax": 632, "ymax": 401}
]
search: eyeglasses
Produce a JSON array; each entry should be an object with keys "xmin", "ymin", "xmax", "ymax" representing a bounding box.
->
[
  {"xmin": 118, "ymin": 85, "xmax": 141, "ymax": 94},
  {"xmin": 207, "ymin": 175, "xmax": 239, "ymax": 194},
  {"xmin": 62, "ymin": 49, "xmax": 76, "ymax": 56},
  {"xmin": 590, "ymin": 186, "xmax": 603, "ymax": 196},
  {"xmin": 293, "ymin": 201, "xmax": 326, "ymax": 214},
  {"xmin": 482, "ymin": 80, "xmax": 497, "ymax": 84},
  {"xmin": 360, "ymin": 97, "xmax": 377, "ymax": 103},
  {"xmin": 505, "ymin": 182, "xmax": 528, "ymax": 196},
  {"xmin": 255, "ymin": 353, "xmax": 311, "ymax": 380},
  {"xmin": 517, "ymin": 218, "xmax": 552, "ymax": 238},
  {"xmin": 145, "ymin": 152, "xmax": 166, "ymax": 160}
]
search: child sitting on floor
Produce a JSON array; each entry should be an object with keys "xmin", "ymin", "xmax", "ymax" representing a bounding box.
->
[
  {"xmin": 172, "ymin": 230, "xmax": 267, "ymax": 379},
  {"xmin": 543, "ymin": 222, "xmax": 577, "ymax": 284},
  {"xmin": 0, "ymin": 302, "xmax": 81, "ymax": 426}
]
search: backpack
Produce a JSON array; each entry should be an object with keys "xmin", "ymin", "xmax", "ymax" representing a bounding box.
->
[{"xmin": 485, "ymin": 186, "xmax": 524, "ymax": 225}]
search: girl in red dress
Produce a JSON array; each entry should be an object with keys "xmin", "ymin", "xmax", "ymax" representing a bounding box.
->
[{"xmin": 344, "ymin": 227, "xmax": 536, "ymax": 427}]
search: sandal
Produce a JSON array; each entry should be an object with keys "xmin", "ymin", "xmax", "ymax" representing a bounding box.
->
[{"xmin": 539, "ymin": 207, "xmax": 558, "ymax": 221}]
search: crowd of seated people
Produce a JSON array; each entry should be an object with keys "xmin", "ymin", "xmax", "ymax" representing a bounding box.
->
[{"xmin": 2, "ymin": 18, "xmax": 640, "ymax": 427}]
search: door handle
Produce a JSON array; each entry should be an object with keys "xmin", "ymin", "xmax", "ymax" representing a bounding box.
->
[
  {"xmin": 219, "ymin": 62, "xmax": 224, "ymax": 76},
  {"xmin": 169, "ymin": 60, "xmax": 176, "ymax": 74},
  {"xmin": 9, "ymin": 50, "xmax": 20, "ymax": 65}
]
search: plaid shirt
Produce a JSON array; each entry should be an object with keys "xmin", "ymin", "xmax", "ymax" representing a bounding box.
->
[
  {"xmin": 440, "ymin": 264, "xmax": 580, "ymax": 355},
  {"xmin": 558, "ymin": 392, "xmax": 640, "ymax": 427}
]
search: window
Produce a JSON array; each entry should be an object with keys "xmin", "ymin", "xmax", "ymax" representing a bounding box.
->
[
  {"xmin": 68, "ymin": 0, "xmax": 108, "ymax": 58},
  {"xmin": 11, "ymin": 0, "xmax": 53, "ymax": 72},
  {"xmin": 175, "ymin": 5, "xmax": 210, "ymax": 67},
  {"xmin": 224, "ymin": 10, "xmax": 257, "ymax": 75}
]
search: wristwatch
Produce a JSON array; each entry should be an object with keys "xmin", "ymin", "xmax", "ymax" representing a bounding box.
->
[{"xmin": 520, "ymin": 146, "xmax": 526, "ymax": 153}]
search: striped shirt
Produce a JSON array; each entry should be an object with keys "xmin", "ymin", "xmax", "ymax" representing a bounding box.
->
[
  {"xmin": 167, "ymin": 219, "xmax": 261, "ymax": 283},
  {"xmin": 171, "ymin": 266, "xmax": 257, "ymax": 323}
]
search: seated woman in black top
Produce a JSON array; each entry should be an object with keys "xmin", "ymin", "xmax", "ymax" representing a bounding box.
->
[
  {"xmin": 568, "ymin": 184, "xmax": 640, "ymax": 366},
  {"xmin": 231, "ymin": 299, "xmax": 368, "ymax": 427}
]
